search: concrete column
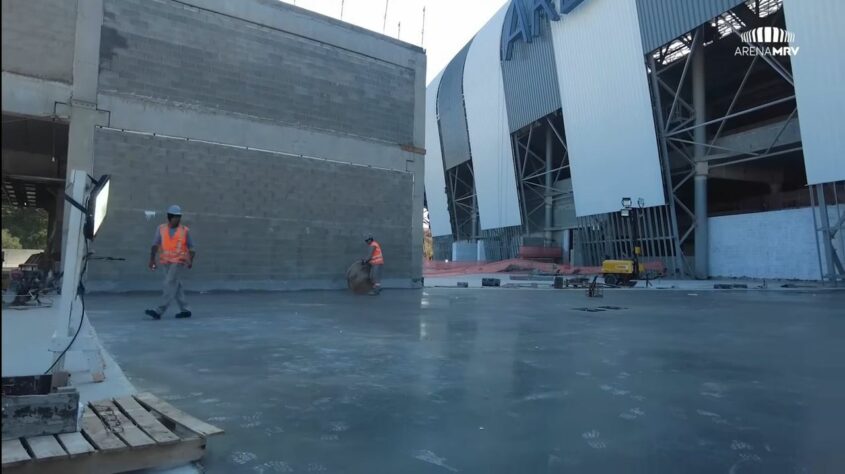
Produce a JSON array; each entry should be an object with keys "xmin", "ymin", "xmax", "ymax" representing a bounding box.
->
[
  {"xmin": 692, "ymin": 31, "xmax": 709, "ymax": 279},
  {"xmin": 410, "ymin": 50, "xmax": 427, "ymax": 286},
  {"xmin": 62, "ymin": 0, "xmax": 105, "ymax": 250},
  {"xmin": 544, "ymin": 125, "xmax": 554, "ymax": 244}
]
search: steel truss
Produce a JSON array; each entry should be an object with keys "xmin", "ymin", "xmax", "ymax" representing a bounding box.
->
[
  {"xmin": 444, "ymin": 160, "xmax": 479, "ymax": 241},
  {"xmin": 810, "ymin": 181, "xmax": 845, "ymax": 284},
  {"xmin": 646, "ymin": 2, "xmax": 801, "ymax": 277},
  {"xmin": 510, "ymin": 114, "xmax": 570, "ymax": 239}
]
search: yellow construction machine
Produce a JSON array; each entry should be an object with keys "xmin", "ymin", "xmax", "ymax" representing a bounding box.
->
[
  {"xmin": 601, "ymin": 198, "xmax": 645, "ymax": 286},
  {"xmin": 601, "ymin": 255, "xmax": 645, "ymax": 286}
]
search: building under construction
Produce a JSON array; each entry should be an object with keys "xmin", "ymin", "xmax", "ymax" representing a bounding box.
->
[
  {"xmin": 425, "ymin": 0, "xmax": 844, "ymax": 282},
  {"xmin": 3, "ymin": 0, "xmax": 426, "ymax": 291}
]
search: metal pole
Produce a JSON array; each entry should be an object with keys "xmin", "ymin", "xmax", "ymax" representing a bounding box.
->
[
  {"xmin": 471, "ymin": 191, "xmax": 478, "ymax": 242},
  {"xmin": 382, "ymin": 0, "xmax": 389, "ymax": 33},
  {"xmin": 421, "ymin": 7, "xmax": 426, "ymax": 46},
  {"xmin": 513, "ymin": 137, "xmax": 530, "ymax": 235},
  {"xmin": 817, "ymin": 184, "xmax": 836, "ymax": 282},
  {"xmin": 545, "ymin": 126, "xmax": 554, "ymax": 245},
  {"xmin": 809, "ymin": 185, "xmax": 825, "ymax": 280},
  {"xmin": 692, "ymin": 31, "xmax": 709, "ymax": 279},
  {"xmin": 449, "ymin": 170, "xmax": 460, "ymax": 240}
]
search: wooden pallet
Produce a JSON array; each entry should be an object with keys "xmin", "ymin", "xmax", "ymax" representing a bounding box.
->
[{"xmin": 1, "ymin": 392, "xmax": 223, "ymax": 474}]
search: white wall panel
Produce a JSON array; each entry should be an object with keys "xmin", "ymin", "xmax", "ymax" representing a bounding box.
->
[
  {"xmin": 709, "ymin": 207, "xmax": 844, "ymax": 280},
  {"xmin": 550, "ymin": 0, "xmax": 666, "ymax": 217},
  {"xmin": 425, "ymin": 71, "xmax": 452, "ymax": 237},
  {"xmin": 783, "ymin": 0, "xmax": 845, "ymax": 185},
  {"xmin": 463, "ymin": 5, "xmax": 522, "ymax": 231}
]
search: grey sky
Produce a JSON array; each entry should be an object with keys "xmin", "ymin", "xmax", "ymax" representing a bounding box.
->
[{"xmin": 281, "ymin": 0, "xmax": 509, "ymax": 84}]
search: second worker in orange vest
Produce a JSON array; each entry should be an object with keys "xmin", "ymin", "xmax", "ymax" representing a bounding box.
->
[
  {"xmin": 363, "ymin": 234, "xmax": 384, "ymax": 296},
  {"xmin": 145, "ymin": 205, "xmax": 196, "ymax": 320}
]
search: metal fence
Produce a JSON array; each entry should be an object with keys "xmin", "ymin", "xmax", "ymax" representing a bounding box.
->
[
  {"xmin": 575, "ymin": 205, "xmax": 683, "ymax": 275},
  {"xmin": 432, "ymin": 235, "xmax": 454, "ymax": 261},
  {"xmin": 479, "ymin": 225, "xmax": 523, "ymax": 261}
]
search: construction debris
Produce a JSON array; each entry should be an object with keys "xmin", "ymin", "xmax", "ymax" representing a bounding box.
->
[
  {"xmin": 1, "ymin": 392, "xmax": 223, "ymax": 474},
  {"xmin": 2, "ymin": 376, "xmax": 79, "ymax": 440}
]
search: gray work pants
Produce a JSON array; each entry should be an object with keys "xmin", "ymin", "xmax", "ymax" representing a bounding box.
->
[
  {"xmin": 157, "ymin": 263, "xmax": 189, "ymax": 313},
  {"xmin": 370, "ymin": 264, "xmax": 383, "ymax": 287}
]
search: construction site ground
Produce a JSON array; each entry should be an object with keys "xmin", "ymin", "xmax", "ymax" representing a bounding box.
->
[{"xmin": 88, "ymin": 288, "xmax": 845, "ymax": 473}]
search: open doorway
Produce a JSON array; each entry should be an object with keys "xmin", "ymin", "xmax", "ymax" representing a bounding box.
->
[{"xmin": 2, "ymin": 114, "xmax": 69, "ymax": 305}]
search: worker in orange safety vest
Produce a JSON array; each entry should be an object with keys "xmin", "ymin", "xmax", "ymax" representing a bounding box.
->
[
  {"xmin": 362, "ymin": 234, "xmax": 384, "ymax": 296},
  {"xmin": 145, "ymin": 205, "xmax": 196, "ymax": 319}
]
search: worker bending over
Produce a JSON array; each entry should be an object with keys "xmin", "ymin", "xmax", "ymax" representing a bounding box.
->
[
  {"xmin": 146, "ymin": 205, "xmax": 195, "ymax": 319},
  {"xmin": 363, "ymin": 234, "xmax": 384, "ymax": 296}
]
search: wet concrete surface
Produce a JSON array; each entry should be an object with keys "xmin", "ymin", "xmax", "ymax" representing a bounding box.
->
[{"xmin": 87, "ymin": 289, "xmax": 845, "ymax": 473}]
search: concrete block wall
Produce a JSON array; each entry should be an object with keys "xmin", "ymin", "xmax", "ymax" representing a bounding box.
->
[
  {"xmin": 1, "ymin": 0, "xmax": 77, "ymax": 83},
  {"xmin": 88, "ymin": 129, "xmax": 414, "ymax": 291},
  {"xmin": 99, "ymin": 0, "xmax": 416, "ymax": 145},
  {"xmin": 708, "ymin": 207, "xmax": 845, "ymax": 281}
]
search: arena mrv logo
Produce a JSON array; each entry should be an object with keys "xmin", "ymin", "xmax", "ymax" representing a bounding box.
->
[
  {"xmin": 736, "ymin": 27, "xmax": 800, "ymax": 57},
  {"xmin": 502, "ymin": 0, "xmax": 589, "ymax": 60}
]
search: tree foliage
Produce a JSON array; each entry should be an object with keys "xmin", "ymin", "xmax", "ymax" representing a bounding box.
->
[
  {"xmin": 1, "ymin": 206, "xmax": 49, "ymax": 249},
  {"xmin": 2, "ymin": 229, "xmax": 22, "ymax": 249}
]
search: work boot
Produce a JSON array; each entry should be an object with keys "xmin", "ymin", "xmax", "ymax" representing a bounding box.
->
[
  {"xmin": 175, "ymin": 310, "xmax": 192, "ymax": 319},
  {"xmin": 145, "ymin": 309, "xmax": 162, "ymax": 320}
]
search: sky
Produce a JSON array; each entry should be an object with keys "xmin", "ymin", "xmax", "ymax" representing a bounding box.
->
[{"xmin": 280, "ymin": 0, "xmax": 509, "ymax": 84}]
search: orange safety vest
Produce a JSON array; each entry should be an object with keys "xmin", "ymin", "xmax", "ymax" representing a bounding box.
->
[
  {"xmin": 159, "ymin": 224, "xmax": 189, "ymax": 264},
  {"xmin": 369, "ymin": 241, "xmax": 384, "ymax": 265}
]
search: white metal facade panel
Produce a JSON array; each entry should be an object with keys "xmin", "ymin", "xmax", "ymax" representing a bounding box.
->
[
  {"xmin": 425, "ymin": 71, "xmax": 452, "ymax": 237},
  {"xmin": 463, "ymin": 5, "xmax": 522, "ymax": 231},
  {"xmin": 550, "ymin": 0, "xmax": 666, "ymax": 217},
  {"xmin": 783, "ymin": 0, "xmax": 845, "ymax": 185}
]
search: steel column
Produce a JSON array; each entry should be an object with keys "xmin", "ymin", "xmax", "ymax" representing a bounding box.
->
[
  {"xmin": 545, "ymin": 126, "xmax": 554, "ymax": 244},
  {"xmin": 692, "ymin": 31, "xmax": 709, "ymax": 280}
]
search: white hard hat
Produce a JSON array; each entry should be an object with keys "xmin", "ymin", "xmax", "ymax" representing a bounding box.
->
[{"xmin": 167, "ymin": 205, "xmax": 182, "ymax": 215}]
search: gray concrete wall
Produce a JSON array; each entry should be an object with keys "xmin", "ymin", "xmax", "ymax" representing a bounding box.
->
[
  {"xmin": 99, "ymin": 0, "xmax": 417, "ymax": 145},
  {"xmin": 2, "ymin": 0, "xmax": 425, "ymax": 292},
  {"xmin": 89, "ymin": 129, "xmax": 414, "ymax": 291},
  {"xmin": 1, "ymin": 0, "xmax": 77, "ymax": 84}
]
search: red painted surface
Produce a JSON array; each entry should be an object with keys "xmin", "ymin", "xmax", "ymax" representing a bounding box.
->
[{"xmin": 423, "ymin": 258, "xmax": 665, "ymax": 277}]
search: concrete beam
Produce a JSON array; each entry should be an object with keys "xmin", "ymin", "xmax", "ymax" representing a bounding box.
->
[
  {"xmin": 708, "ymin": 163, "xmax": 785, "ymax": 184},
  {"xmin": 713, "ymin": 117, "xmax": 802, "ymax": 158},
  {"xmin": 98, "ymin": 94, "xmax": 411, "ymax": 173},
  {"xmin": 1, "ymin": 72, "xmax": 72, "ymax": 119},
  {"xmin": 1, "ymin": 151, "xmax": 62, "ymax": 178}
]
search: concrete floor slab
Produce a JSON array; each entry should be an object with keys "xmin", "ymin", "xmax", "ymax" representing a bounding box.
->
[{"xmin": 88, "ymin": 289, "xmax": 845, "ymax": 473}]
